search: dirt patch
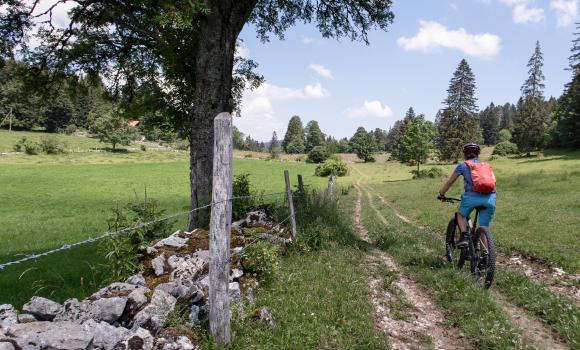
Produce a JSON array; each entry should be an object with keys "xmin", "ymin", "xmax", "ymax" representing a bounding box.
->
[
  {"xmin": 355, "ymin": 188, "xmax": 473, "ymax": 350},
  {"xmin": 492, "ymin": 292, "xmax": 569, "ymax": 350}
]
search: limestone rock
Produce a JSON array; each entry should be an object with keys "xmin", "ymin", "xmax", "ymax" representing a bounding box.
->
[
  {"xmin": 132, "ymin": 290, "xmax": 176, "ymax": 334},
  {"xmin": 170, "ymin": 257, "xmax": 206, "ymax": 283},
  {"xmin": 4, "ymin": 321, "xmax": 93, "ymax": 350},
  {"xmin": 255, "ymin": 307, "xmax": 275, "ymax": 328},
  {"xmin": 232, "ymin": 210, "xmax": 272, "ymax": 229},
  {"xmin": 92, "ymin": 297, "xmax": 127, "ymax": 323},
  {"xmin": 113, "ymin": 327, "xmax": 153, "ymax": 350},
  {"xmin": 161, "ymin": 336, "xmax": 196, "ymax": 350},
  {"xmin": 22, "ymin": 297, "xmax": 62, "ymax": 321},
  {"xmin": 54, "ymin": 297, "xmax": 127, "ymax": 324},
  {"xmin": 126, "ymin": 287, "xmax": 150, "ymax": 314},
  {"xmin": 125, "ymin": 274, "xmax": 146, "ymax": 286},
  {"xmin": 17, "ymin": 314, "xmax": 36, "ymax": 324},
  {"xmin": 155, "ymin": 281, "xmax": 199, "ymax": 301},
  {"xmin": 0, "ymin": 342, "xmax": 15, "ymax": 350},
  {"xmin": 229, "ymin": 282, "xmax": 241, "ymax": 301},
  {"xmin": 91, "ymin": 282, "xmax": 140, "ymax": 299},
  {"xmin": 230, "ymin": 268, "xmax": 244, "ymax": 281},
  {"xmin": 152, "ymin": 254, "xmax": 166, "ymax": 276},
  {"xmin": 82, "ymin": 319, "xmax": 129, "ymax": 350},
  {"xmin": 154, "ymin": 233, "xmax": 188, "ymax": 249},
  {"xmin": 0, "ymin": 305, "xmax": 17, "ymax": 327}
]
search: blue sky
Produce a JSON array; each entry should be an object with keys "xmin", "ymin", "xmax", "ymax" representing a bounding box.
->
[{"xmin": 235, "ymin": 0, "xmax": 579, "ymax": 141}]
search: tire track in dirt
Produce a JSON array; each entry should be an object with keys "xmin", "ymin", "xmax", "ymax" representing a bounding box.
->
[
  {"xmin": 355, "ymin": 188, "xmax": 473, "ymax": 350},
  {"xmin": 357, "ymin": 182, "xmax": 571, "ymax": 350}
]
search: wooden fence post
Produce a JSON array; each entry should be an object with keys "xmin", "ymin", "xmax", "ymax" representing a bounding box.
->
[
  {"xmin": 209, "ymin": 112, "xmax": 233, "ymax": 346},
  {"xmin": 297, "ymin": 174, "xmax": 304, "ymax": 195},
  {"xmin": 284, "ymin": 170, "xmax": 298, "ymax": 241}
]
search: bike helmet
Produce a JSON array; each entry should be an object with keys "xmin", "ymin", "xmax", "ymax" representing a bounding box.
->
[{"xmin": 463, "ymin": 143, "xmax": 480, "ymax": 159}]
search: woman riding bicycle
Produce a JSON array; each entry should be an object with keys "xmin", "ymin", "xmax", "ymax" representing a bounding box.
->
[{"xmin": 438, "ymin": 143, "xmax": 496, "ymax": 248}]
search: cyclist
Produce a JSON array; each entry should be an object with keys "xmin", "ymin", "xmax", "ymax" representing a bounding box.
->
[{"xmin": 438, "ymin": 143, "xmax": 496, "ymax": 248}]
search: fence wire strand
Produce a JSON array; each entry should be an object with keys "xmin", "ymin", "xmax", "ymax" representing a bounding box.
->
[{"xmin": 0, "ymin": 191, "xmax": 290, "ymax": 271}]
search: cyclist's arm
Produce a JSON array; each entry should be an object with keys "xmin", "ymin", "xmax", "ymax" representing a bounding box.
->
[{"xmin": 439, "ymin": 173, "xmax": 460, "ymax": 197}]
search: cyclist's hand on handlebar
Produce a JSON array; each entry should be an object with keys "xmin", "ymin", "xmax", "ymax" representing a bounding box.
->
[{"xmin": 437, "ymin": 193, "xmax": 446, "ymax": 201}]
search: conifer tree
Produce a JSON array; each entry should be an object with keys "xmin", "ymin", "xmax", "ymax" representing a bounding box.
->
[
  {"xmin": 282, "ymin": 115, "xmax": 305, "ymax": 154},
  {"xmin": 514, "ymin": 41, "xmax": 548, "ymax": 152},
  {"xmin": 269, "ymin": 131, "xmax": 279, "ymax": 153},
  {"xmin": 304, "ymin": 120, "xmax": 325, "ymax": 152},
  {"xmin": 479, "ymin": 103, "xmax": 500, "ymax": 145},
  {"xmin": 437, "ymin": 59, "xmax": 480, "ymax": 161},
  {"xmin": 553, "ymin": 24, "xmax": 580, "ymax": 149}
]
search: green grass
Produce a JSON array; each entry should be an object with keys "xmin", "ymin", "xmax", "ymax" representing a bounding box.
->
[
  {"xmin": 360, "ymin": 183, "xmax": 580, "ymax": 348},
  {"xmin": 354, "ymin": 150, "xmax": 580, "ymax": 272},
  {"xmin": 0, "ymin": 129, "xmax": 104, "ymax": 153},
  {"xmin": 0, "ymin": 131, "xmax": 336, "ymax": 307}
]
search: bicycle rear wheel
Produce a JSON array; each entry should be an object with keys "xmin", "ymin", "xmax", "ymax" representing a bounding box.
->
[
  {"xmin": 445, "ymin": 218, "xmax": 457, "ymax": 263},
  {"xmin": 472, "ymin": 227, "xmax": 497, "ymax": 288}
]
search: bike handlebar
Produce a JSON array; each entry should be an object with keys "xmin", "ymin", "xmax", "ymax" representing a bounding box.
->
[{"xmin": 437, "ymin": 196, "xmax": 461, "ymax": 203}]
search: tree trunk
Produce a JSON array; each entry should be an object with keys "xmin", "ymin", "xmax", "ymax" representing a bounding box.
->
[{"xmin": 187, "ymin": 0, "xmax": 257, "ymax": 230}]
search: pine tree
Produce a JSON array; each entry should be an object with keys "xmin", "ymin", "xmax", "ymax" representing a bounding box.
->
[
  {"xmin": 553, "ymin": 23, "xmax": 580, "ymax": 149},
  {"xmin": 304, "ymin": 120, "xmax": 325, "ymax": 152},
  {"xmin": 269, "ymin": 131, "xmax": 279, "ymax": 153},
  {"xmin": 437, "ymin": 59, "xmax": 480, "ymax": 161},
  {"xmin": 514, "ymin": 41, "xmax": 548, "ymax": 153},
  {"xmin": 397, "ymin": 114, "xmax": 435, "ymax": 171},
  {"xmin": 479, "ymin": 103, "xmax": 500, "ymax": 145},
  {"xmin": 282, "ymin": 115, "xmax": 305, "ymax": 154}
]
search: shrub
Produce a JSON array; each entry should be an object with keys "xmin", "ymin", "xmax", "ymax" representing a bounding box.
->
[
  {"xmin": 13, "ymin": 137, "xmax": 40, "ymax": 155},
  {"xmin": 40, "ymin": 136, "xmax": 67, "ymax": 154},
  {"xmin": 64, "ymin": 124, "xmax": 78, "ymax": 135},
  {"xmin": 140, "ymin": 144, "xmax": 147, "ymax": 151},
  {"xmin": 498, "ymin": 129, "xmax": 512, "ymax": 143},
  {"xmin": 411, "ymin": 167, "xmax": 444, "ymax": 179},
  {"xmin": 171, "ymin": 139, "xmax": 189, "ymax": 151},
  {"xmin": 295, "ymin": 155, "xmax": 305, "ymax": 162},
  {"xmin": 315, "ymin": 159, "xmax": 349, "ymax": 177},
  {"xmin": 493, "ymin": 141, "xmax": 518, "ymax": 156},
  {"xmin": 232, "ymin": 173, "xmax": 260, "ymax": 220},
  {"xmin": 240, "ymin": 241, "xmax": 281, "ymax": 282},
  {"xmin": 307, "ymin": 146, "xmax": 329, "ymax": 163}
]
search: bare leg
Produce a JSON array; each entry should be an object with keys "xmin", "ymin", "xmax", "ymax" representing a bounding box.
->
[{"xmin": 457, "ymin": 211, "xmax": 468, "ymax": 232}]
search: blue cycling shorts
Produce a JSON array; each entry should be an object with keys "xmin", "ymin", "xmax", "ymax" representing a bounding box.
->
[{"xmin": 459, "ymin": 194, "xmax": 496, "ymax": 227}]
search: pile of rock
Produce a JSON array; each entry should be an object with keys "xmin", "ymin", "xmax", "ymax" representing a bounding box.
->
[{"xmin": 0, "ymin": 210, "xmax": 283, "ymax": 350}]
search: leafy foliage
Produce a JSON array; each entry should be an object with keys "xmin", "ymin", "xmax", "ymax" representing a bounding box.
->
[
  {"xmin": 396, "ymin": 114, "xmax": 435, "ymax": 171},
  {"xmin": 240, "ymin": 241, "xmax": 281, "ymax": 282},
  {"xmin": 39, "ymin": 136, "xmax": 67, "ymax": 154},
  {"xmin": 314, "ymin": 159, "xmax": 349, "ymax": 177},
  {"xmin": 13, "ymin": 136, "xmax": 40, "ymax": 155},
  {"xmin": 350, "ymin": 127, "xmax": 376, "ymax": 162},
  {"xmin": 498, "ymin": 129, "xmax": 513, "ymax": 142},
  {"xmin": 307, "ymin": 145, "xmax": 329, "ymax": 163},
  {"xmin": 232, "ymin": 173, "xmax": 261, "ymax": 221},
  {"xmin": 410, "ymin": 167, "xmax": 444, "ymax": 179},
  {"xmin": 304, "ymin": 120, "xmax": 325, "ymax": 152},
  {"xmin": 93, "ymin": 111, "xmax": 137, "ymax": 151},
  {"xmin": 493, "ymin": 141, "xmax": 519, "ymax": 156}
]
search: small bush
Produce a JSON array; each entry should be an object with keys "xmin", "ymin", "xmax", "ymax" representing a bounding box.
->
[
  {"xmin": 244, "ymin": 153, "xmax": 253, "ymax": 158},
  {"xmin": 493, "ymin": 141, "xmax": 518, "ymax": 156},
  {"xmin": 140, "ymin": 144, "xmax": 147, "ymax": 151},
  {"xmin": 315, "ymin": 159, "xmax": 349, "ymax": 177},
  {"xmin": 411, "ymin": 167, "xmax": 444, "ymax": 179},
  {"xmin": 498, "ymin": 129, "xmax": 512, "ymax": 143},
  {"xmin": 295, "ymin": 155, "xmax": 305, "ymax": 162},
  {"xmin": 171, "ymin": 139, "xmax": 189, "ymax": 151},
  {"xmin": 240, "ymin": 241, "xmax": 281, "ymax": 282},
  {"xmin": 232, "ymin": 173, "xmax": 261, "ymax": 220},
  {"xmin": 40, "ymin": 136, "xmax": 67, "ymax": 154},
  {"xmin": 307, "ymin": 146, "xmax": 329, "ymax": 163},
  {"xmin": 340, "ymin": 184, "xmax": 353, "ymax": 196},
  {"xmin": 64, "ymin": 124, "xmax": 78, "ymax": 135},
  {"xmin": 13, "ymin": 137, "xmax": 40, "ymax": 155}
]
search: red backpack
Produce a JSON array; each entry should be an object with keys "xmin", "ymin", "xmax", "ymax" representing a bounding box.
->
[{"xmin": 465, "ymin": 160, "xmax": 496, "ymax": 194}]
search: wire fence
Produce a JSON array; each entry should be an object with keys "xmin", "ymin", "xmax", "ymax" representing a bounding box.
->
[{"xmin": 0, "ymin": 191, "xmax": 291, "ymax": 271}]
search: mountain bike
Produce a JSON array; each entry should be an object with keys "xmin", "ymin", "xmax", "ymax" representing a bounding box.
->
[{"xmin": 439, "ymin": 196, "xmax": 497, "ymax": 288}]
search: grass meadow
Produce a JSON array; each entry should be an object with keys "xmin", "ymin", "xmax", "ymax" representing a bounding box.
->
[
  {"xmin": 0, "ymin": 131, "xmax": 335, "ymax": 306},
  {"xmin": 352, "ymin": 150, "xmax": 580, "ymax": 272}
]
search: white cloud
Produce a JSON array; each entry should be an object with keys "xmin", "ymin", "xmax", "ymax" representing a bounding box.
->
[
  {"xmin": 397, "ymin": 21, "xmax": 502, "ymax": 59},
  {"xmin": 301, "ymin": 36, "xmax": 314, "ymax": 44},
  {"xmin": 550, "ymin": 0, "xmax": 578, "ymax": 26},
  {"xmin": 235, "ymin": 45, "xmax": 250, "ymax": 58},
  {"xmin": 237, "ymin": 82, "xmax": 330, "ymax": 139},
  {"xmin": 450, "ymin": 3, "xmax": 459, "ymax": 11},
  {"xmin": 499, "ymin": 0, "xmax": 546, "ymax": 24},
  {"xmin": 308, "ymin": 63, "xmax": 334, "ymax": 79},
  {"xmin": 346, "ymin": 100, "xmax": 394, "ymax": 119}
]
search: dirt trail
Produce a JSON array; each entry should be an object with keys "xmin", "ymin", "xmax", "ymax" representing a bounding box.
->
[
  {"xmin": 355, "ymin": 189, "xmax": 473, "ymax": 350},
  {"xmin": 357, "ymin": 182, "xmax": 571, "ymax": 350},
  {"xmin": 365, "ymin": 181, "xmax": 579, "ymax": 305}
]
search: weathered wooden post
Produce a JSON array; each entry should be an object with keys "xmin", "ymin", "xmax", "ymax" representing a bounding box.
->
[
  {"xmin": 327, "ymin": 175, "xmax": 337, "ymax": 196},
  {"xmin": 284, "ymin": 170, "xmax": 298, "ymax": 240},
  {"xmin": 297, "ymin": 174, "xmax": 304, "ymax": 195},
  {"xmin": 209, "ymin": 112, "xmax": 233, "ymax": 346}
]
